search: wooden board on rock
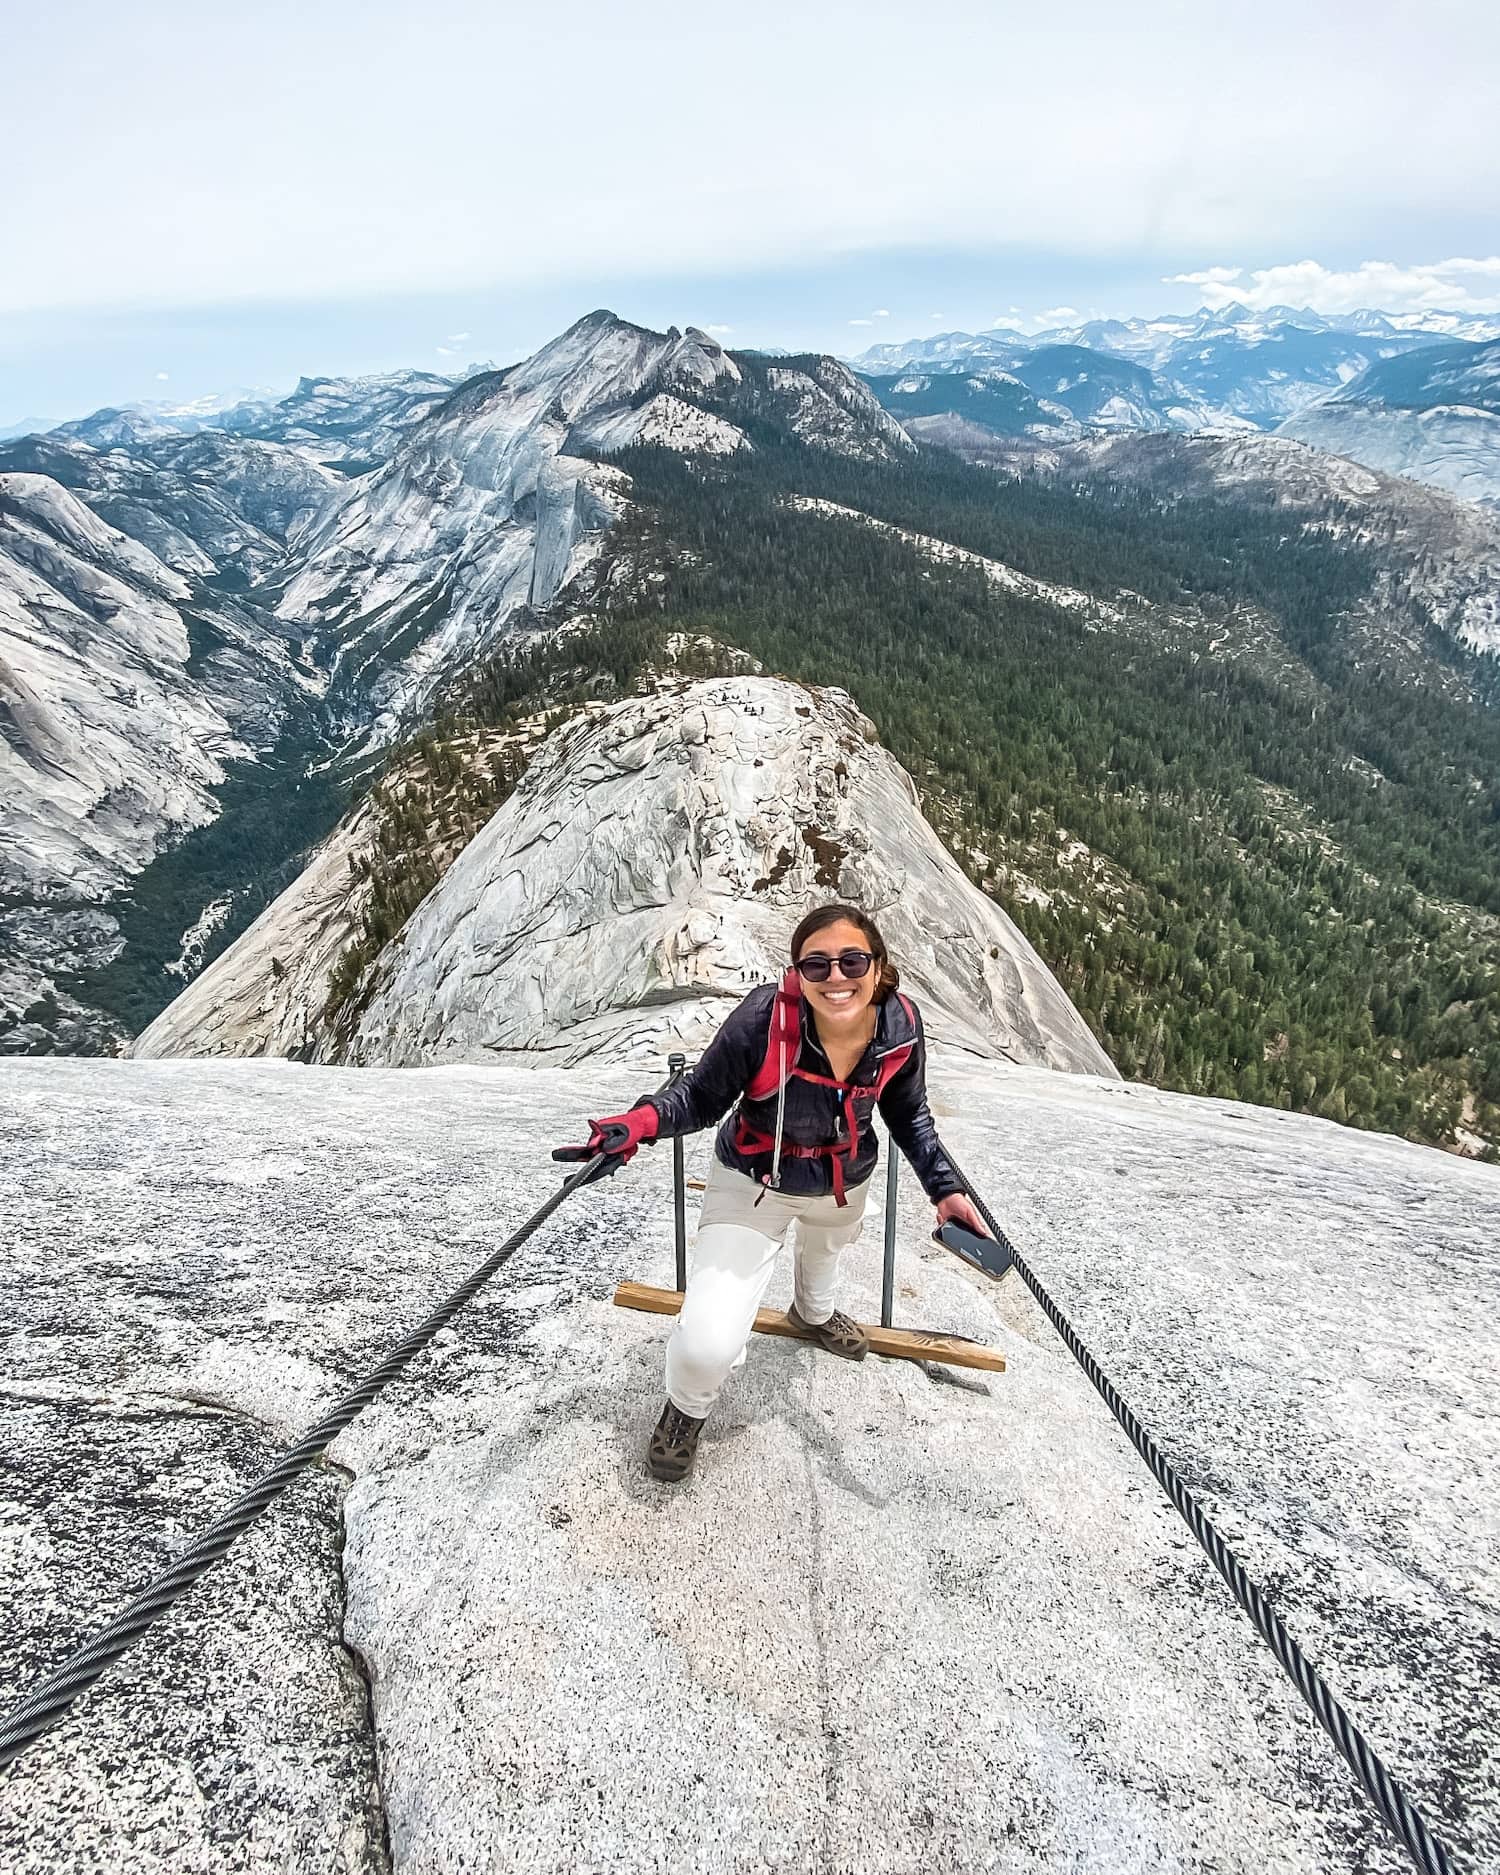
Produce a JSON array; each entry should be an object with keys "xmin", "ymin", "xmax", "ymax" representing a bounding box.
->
[{"xmin": 612, "ymin": 1281, "xmax": 1005, "ymax": 1373}]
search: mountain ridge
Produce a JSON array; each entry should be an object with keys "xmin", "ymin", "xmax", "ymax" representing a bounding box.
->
[{"xmin": 4, "ymin": 308, "xmax": 1497, "ymax": 1160}]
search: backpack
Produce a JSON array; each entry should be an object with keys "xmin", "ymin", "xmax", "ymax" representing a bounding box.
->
[{"xmin": 735, "ymin": 967, "xmax": 916, "ymax": 1205}]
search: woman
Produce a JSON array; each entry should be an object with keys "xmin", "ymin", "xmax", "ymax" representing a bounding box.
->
[{"xmin": 555, "ymin": 904, "xmax": 989, "ymax": 1483}]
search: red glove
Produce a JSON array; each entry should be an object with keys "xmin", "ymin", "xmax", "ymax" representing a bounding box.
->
[{"xmin": 552, "ymin": 1103, "xmax": 659, "ymax": 1179}]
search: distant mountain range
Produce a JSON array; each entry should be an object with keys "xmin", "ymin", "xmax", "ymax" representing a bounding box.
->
[
  {"xmin": 49, "ymin": 370, "xmax": 467, "ymax": 466},
  {"xmin": 852, "ymin": 304, "xmax": 1500, "ymax": 500},
  {"xmin": 855, "ymin": 302, "xmax": 1500, "ymax": 376}
]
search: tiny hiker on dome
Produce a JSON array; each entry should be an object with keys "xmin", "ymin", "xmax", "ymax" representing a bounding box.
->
[{"xmin": 553, "ymin": 903, "xmax": 990, "ymax": 1483}]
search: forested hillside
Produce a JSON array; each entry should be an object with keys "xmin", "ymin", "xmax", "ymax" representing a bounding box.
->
[{"xmin": 572, "ymin": 425, "xmax": 1500, "ymax": 1155}]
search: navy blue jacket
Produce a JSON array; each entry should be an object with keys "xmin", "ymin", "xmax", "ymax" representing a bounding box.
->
[{"xmin": 641, "ymin": 983, "xmax": 964, "ymax": 1202}]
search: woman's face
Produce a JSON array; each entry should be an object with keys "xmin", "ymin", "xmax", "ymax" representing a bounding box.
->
[{"xmin": 795, "ymin": 918, "xmax": 880, "ymax": 1031}]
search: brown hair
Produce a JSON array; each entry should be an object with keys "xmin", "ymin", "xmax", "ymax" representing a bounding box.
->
[{"xmin": 789, "ymin": 903, "xmax": 900, "ymax": 1002}]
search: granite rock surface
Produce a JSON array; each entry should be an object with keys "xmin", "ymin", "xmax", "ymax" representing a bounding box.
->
[
  {"xmin": 1, "ymin": 1054, "xmax": 1494, "ymax": 1873},
  {"xmin": 134, "ymin": 675, "xmax": 1116, "ymax": 1075}
]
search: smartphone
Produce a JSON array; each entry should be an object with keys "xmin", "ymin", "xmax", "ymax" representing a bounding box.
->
[{"xmin": 933, "ymin": 1220, "xmax": 1014, "ymax": 1283}]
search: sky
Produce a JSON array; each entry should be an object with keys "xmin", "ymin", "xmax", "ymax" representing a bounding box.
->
[{"xmin": 4, "ymin": 0, "xmax": 1499, "ymax": 426}]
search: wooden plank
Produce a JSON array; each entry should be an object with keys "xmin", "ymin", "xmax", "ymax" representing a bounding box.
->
[{"xmin": 612, "ymin": 1281, "xmax": 1005, "ymax": 1374}]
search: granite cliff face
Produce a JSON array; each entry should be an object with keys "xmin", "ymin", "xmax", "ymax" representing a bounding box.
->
[
  {"xmin": 1278, "ymin": 400, "xmax": 1500, "ymax": 508},
  {"xmin": 273, "ymin": 315, "xmax": 743, "ymax": 747},
  {"xmin": 132, "ymin": 674, "xmax": 1116, "ymax": 1078},
  {"xmin": 0, "ymin": 472, "xmax": 316, "ymax": 1049}
]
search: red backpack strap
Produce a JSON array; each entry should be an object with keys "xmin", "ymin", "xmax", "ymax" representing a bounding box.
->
[{"xmin": 744, "ymin": 968, "xmax": 803, "ymax": 1101}]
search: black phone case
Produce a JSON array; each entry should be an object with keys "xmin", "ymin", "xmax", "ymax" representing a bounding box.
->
[{"xmin": 933, "ymin": 1221, "xmax": 1014, "ymax": 1283}]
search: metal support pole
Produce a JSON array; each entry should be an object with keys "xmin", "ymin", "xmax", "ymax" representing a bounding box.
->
[
  {"xmin": 668, "ymin": 1052, "xmax": 687, "ymax": 1292},
  {"xmin": 880, "ymin": 1136, "xmax": 899, "ymax": 1328}
]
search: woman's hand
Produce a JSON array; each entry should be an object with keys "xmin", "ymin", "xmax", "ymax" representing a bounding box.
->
[
  {"xmin": 935, "ymin": 1192, "xmax": 990, "ymax": 1238},
  {"xmin": 552, "ymin": 1105, "xmax": 659, "ymax": 1180}
]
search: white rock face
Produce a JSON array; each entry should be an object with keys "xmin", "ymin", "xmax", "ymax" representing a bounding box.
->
[
  {"xmin": 1278, "ymin": 401, "xmax": 1500, "ymax": 508},
  {"xmin": 767, "ymin": 359, "xmax": 916, "ymax": 461},
  {"xmin": 570, "ymin": 392, "xmax": 748, "ymax": 456},
  {"xmin": 2, "ymin": 1054, "xmax": 1494, "ymax": 1873},
  {"xmin": 0, "ymin": 472, "xmax": 314, "ymax": 1040},
  {"xmin": 134, "ymin": 676, "xmax": 1114, "ymax": 1076},
  {"xmin": 0, "ymin": 473, "xmax": 238, "ymax": 900},
  {"xmin": 345, "ymin": 675, "xmax": 1115, "ymax": 1074},
  {"xmin": 276, "ymin": 315, "xmax": 747, "ymax": 747}
]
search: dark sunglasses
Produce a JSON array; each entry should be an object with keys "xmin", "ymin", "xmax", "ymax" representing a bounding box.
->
[{"xmin": 795, "ymin": 949, "xmax": 874, "ymax": 983}]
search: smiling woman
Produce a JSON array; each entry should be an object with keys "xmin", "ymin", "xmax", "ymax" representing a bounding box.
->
[{"xmin": 552, "ymin": 901, "xmax": 988, "ymax": 1482}]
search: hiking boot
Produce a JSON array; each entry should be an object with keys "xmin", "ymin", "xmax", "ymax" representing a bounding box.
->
[
  {"xmin": 787, "ymin": 1303, "xmax": 869, "ymax": 1362},
  {"xmin": 648, "ymin": 1400, "xmax": 706, "ymax": 1483}
]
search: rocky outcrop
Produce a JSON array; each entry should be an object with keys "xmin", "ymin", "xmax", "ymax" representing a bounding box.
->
[
  {"xmin": 349, "ymin": 675, "xmax": 1113, "ymax": 1072},
  {"xmin": 134, "ymin": 675, "xmax": 1116, "ymax": 1076},
  {"xmin": 765, "ymin": 358, "xmax": 915, "ymax": 461},
  {"xmin": 2, "ymin": 1053, "xmax": 1493, "ymax": 1872}
]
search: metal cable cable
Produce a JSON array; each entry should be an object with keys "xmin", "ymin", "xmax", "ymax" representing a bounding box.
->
[
  {"xmin": 947, "ymin": 1153, "xmax": 1455, "ymax": 1875},
  {"xmin": 0, "ymin": 1095, "xmax": 664, "ymax": 1778}
]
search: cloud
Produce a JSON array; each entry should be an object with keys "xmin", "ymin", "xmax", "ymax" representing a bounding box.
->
[
  {"xmin": 445, "ymin": 331, "xmax": 471, "ymax": 342},
  {"xmin": 154, "ymin": 370, "xmax": 169, "ymax": 380},
  {"xmin": 1165, "ymin": 256, "xmax": 1500, "ymax": 314},
  {"xmin": 848, "ymin": 317, "xmax": 874, "ymax": 326},
  {"xmin": 873, "ymin": 308, "xmax": 890, "ymax": 318},
  {"xmin": 989, "ymin": 316, "xmax": 1028, "ymax": 332},
  {"xmin": 706, "ymin": 323, "xmax": 733, "ymax": 334},
  {"xmin": 1037, "ymin": 306, "xmax": 1079, "ymax": 323},
  {"xmin": 1165, "ymin": 266, "xmax": 1243, "ymax": 287},
  {"xmin": 3, "ymin": 7, "xmax": 1497, "ymax": 322},
  {"xmin": 929, "ymin": 311, "xmax": 944, "ymax": 320},
  {"xmin": 435, "ymin": 345, "xmax": 457, "ymax": 357}
]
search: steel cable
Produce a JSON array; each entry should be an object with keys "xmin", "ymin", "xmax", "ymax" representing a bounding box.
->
[
  {"xmin": 0, "ymin": 1130, "xmax": 635, "ymax": 1776},
  {"xmin": 947, "ymin": 1152, "xmax": 1455, "ymax": 1875}
]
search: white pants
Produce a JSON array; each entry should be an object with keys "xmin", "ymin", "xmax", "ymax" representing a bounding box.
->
[{"xmin": 664, "ymin": 1159, "xmax": 871, "ymax": 1418}]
